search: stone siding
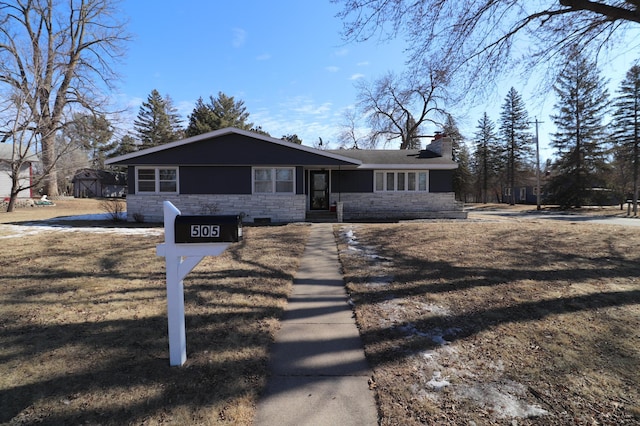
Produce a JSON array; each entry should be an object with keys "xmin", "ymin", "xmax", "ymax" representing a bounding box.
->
[
  {"xmin": 330, "ymin": 192, "xmax": 466, "ymax": 220},
  {"xmin": 127, "ymin": 192, "xmax": 465, "ymax": 223},
  {"xmin": 126, "ymin": 194, "xmax": 306, "ymax": 223}
]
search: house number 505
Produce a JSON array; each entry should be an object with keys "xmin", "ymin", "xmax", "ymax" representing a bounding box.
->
[{"xmin": 190, "ymin": 224, "xmax": 220, "ymax": 238}]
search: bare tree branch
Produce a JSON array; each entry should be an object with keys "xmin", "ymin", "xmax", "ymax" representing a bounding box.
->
[
  {"xmin": 335, "ymin": 1, "xmax": 640, "ymax": 97},
  {"xmin": 0, "ymin": 0, "xmax": 130, "ymax": 196}
]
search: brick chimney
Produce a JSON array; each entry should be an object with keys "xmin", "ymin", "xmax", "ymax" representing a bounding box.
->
[{"xmin": 426, "ymin": 133, "xmax": 452, "ymax": 160}]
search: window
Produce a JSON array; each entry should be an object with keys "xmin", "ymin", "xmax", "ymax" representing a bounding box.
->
[
  {"xmin": 374, "ymin": 171, "xmax": 428, "ymax": 192},
  {"xmin": 520, "ymin": 188, "xmax": 526, "ymax": 200},
  {"xmin": 253, "ymin": 167, "xmax": 295, "ymax": 194},
  {"xmin": 136, "ymin": 167, "xmax": 178, "ymax": 193}
]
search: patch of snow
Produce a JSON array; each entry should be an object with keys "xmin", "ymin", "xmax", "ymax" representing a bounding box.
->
[
  {"xmin": 427, "ymin": 371, "xmax": 450, "ymax": 391},
  {"xmin": 0, "ymin": 213, "xmax": 163, "ymax": 239},
  {"xmin": 339, "ymin": 225, "xmax": 395, "ymax": 287},
  {"xmin": 457, "ymin": 381, "xmax": 548, "ymax": 419},
  {"xmin": 49, "ymin": 212, "xmax": 127, "ymax": 221}
]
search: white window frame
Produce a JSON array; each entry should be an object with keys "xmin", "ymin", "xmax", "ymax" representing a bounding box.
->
[
  {"xmin": 136, "ymin": 167, "xmax": 179, "ymax": 194},
  {"xmin": 374, "ymin": 171, "xmax": 429, "ymax": 192},
  {"xmin": 252, "ymin": 167, "xmax": 295, "ymax": 194},
  {"xmin": 520, "ymin": 187, "xmax": 526, "ymax": 200}
]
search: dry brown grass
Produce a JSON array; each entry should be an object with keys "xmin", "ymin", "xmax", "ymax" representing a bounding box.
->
[
  {"xmin": 0, "ymin": 201, "xmax": 310, "ymax": 425},
  {"xmin": 336, "ymin": 221, "xmax": 640, "ymax": 425},
  {"xmin": 0, "ymin": 198, "xmax": 108, "ymax": 223}
]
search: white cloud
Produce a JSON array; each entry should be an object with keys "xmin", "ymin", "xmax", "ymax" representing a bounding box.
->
[
  {"xmin": 325, "ymin": 66, "xmax": 340, "ymax": 73},
  {"xmin": 232, "ymin": 28, "xmax": 247, "ymax": 48},
  {"xmin": 250, "ymin": 96, "xmax": 343, "ymax": 147},
  {"xmin": 357, "ymin": 61, "xmax": 370, "ymax": 66},
  {"xmin": 350, "ymin": 73, "xmax": 365, "ymax": 80},
  {"xmin": 256, "ymin": 53, "xmax": 271, "ymax": 61},
  {"xmin": 334, "ymin": 48, "xmax": 349, "ymax": 57}
]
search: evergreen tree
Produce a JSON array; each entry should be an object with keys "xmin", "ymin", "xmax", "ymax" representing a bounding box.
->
[
  {"xmin": 473, "ymin": 112, "xmax": 501, "ymax": 203},
  {"xmin": 64, "ymin": 113, "xmax": 115, "ymax": 169},
  {"xmin": 611, "ymin": 64, "xmax": 640, "ymax": 215},
  {"xmin": 498, "ymin": 87, "xmax": 532, "ymax": 205},
  {"xmin": 110, "ymin": 134, "xmax": 138, "ymax": 157},
  {"xmin": 185, "ymin": 97, "xmax": 219, "ymax": 137},
  {"xmin": 443, "ymin": 116, "xmax": 472, "ymax": 201},
  {"xmin": 185, "ymin": 92, "xmax": 253, "ymax": 137},
  {"xmin": 134, "ymin": 90, "xmax": 183, "ymax": 149},
  {"xmin": 548, "ymin": 50, "xmax": 609, "ymax": 208}
]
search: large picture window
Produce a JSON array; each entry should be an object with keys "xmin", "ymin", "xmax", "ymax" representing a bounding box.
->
[
  {"xmin": 375, "ymin": 171, "xmax": 428, "ymax": 192},
  {"xmin": 253, "ymin": 167, "xmax": 295, "ymax": 194},
  {"xmin": 136, "ymin": 167, "xmax": 178, "ymax": 193}
]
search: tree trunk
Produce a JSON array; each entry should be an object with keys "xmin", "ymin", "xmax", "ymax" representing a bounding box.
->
[{"xmin": 41, "ymin": 132, "xmax": 59, "ymax": 196}]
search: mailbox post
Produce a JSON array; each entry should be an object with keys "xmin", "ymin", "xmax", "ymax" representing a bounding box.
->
[{"xmin": 156, "ymin": 201, "xmax": 242, "ymax": 366}]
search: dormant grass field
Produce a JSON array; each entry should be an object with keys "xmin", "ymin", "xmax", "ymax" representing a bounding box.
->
[
  {"xmin": 1, "ymin": 199, "xmax": 639, "ymax": 425},
  {"xmin": 336, "ymin": 218, "xmax": 640, "ymax": 425},
  {"xmin": 0, "ymin": 199, "xmax": 309, "ymax": 425}
]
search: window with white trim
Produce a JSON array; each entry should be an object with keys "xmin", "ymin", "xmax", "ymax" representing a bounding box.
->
[
  {"xmin": 136, "ymin": 167, "xmax": 178, "ymax": 193},
  {"xmin": 253, "ymin": 167, "xmax": 295, "ymax": 194},
  {"xmin": 375, "ymin": 171, "xmax": 428, "ymax": 192}
]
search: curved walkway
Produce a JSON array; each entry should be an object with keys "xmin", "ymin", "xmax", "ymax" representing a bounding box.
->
[{"xmin": 255, "ymin": 223, "xmax": 378, "ymax": 426}]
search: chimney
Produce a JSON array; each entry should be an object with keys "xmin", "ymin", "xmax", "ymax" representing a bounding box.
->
[{"xmin": 426, "ymin": 133, "xmax": 452, "ymax": 160}]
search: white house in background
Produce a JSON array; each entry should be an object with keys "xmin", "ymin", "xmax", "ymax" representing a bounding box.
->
[{"xmin": 0, "ymin": 144, "xmax": 35, "ymax": 200}]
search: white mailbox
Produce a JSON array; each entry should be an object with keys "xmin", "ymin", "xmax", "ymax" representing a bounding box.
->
[{"xmin": 156, "ymin": 201, "xmax": 241, "ymax": 366}]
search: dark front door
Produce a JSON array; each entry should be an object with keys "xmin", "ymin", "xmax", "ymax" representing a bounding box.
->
[{"xmin": 310, "ymin": 171, "xmax": 329, "ymax": 210}]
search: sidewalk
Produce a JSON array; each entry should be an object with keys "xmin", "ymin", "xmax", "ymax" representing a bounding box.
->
[{"xmin": 254, "ymin": 223, "xmax": 378, "ymax": 426}]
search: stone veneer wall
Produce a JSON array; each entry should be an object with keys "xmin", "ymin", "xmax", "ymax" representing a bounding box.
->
[
  {"xmin": 330, "ymin": 192, "xmax": 466, "ymax": 220},
  {"xmin": 126, "ymin": 194, "xmax": 306, "ymax": 223}
]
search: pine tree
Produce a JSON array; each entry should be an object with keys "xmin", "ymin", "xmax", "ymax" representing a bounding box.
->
[
  {"xmin": 443, "ymin": 116, "xmax": 472, "ymax": 201},
  {"xmin": 111, "ymin": 134, "xmax": 138, "ymax": 157},
  {"xmin": 473, "ymin": 112, "xmax": 501, "ymax": 203},
  {"xmin": 548, "ymin": 50, "xmax": 609, "ymax": 208},
  {"xmin": 185, "ymin": 92, "xmax": 253, "ymax": 137},
  {"xmin": 185, "ymin": 97, "xmax": 219, "ymax": 137},
  {"xmin": 499, "ymin": 88, "xmax": 532, "ymax": 205},
  {"xmin": 134, "ymin": 90, "xmax": 183, "ymax": 149},
  {"xmin": 611, "ymin": 64, "xmax": 640, "ymax": 215},
  {"xmin": 64, "ymin": 113, "xmax": 115, "ymax": 169}
]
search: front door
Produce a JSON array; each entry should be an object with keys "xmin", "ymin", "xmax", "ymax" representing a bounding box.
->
[{"xmin": 310, "ymin": 171, "xmax": 329, "ymax": 210}]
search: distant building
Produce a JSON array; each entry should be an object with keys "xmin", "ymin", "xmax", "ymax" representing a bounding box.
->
[
  {"xmin": 72, "ymin": 168, "xmax": 127, "ymax": 198},
  {"xmin": 0, "ymin": 144, "xmax": 35, "ymax": 200}
]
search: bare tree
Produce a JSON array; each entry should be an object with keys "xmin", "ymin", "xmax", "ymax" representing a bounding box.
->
[
  {"xmin": 337, "ymin": 107, "xmax": 368, "ymax": 149},
  {"xmin": 357, "ymin": 70, "xmax": 448, "ymax": 149},
  {"xmin": 336, "ymin": 1, "xmax": 640, "ymax": 94},
  {"xmin": 0, "ymin": 0, "xmax": 129, "ymax": 196}
]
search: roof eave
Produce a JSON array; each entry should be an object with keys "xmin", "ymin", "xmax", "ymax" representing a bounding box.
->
[{"xmin": 357, "ymin": 163, "xmax": 459, "ymax": 170}]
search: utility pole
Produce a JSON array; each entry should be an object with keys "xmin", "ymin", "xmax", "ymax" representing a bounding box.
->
[{"xmin": 531, "ymin": 118, "xmax": 544, "ymax": 210}]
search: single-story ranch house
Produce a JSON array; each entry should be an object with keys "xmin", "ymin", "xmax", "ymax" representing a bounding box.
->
[{"xmin": 104, "ymin": 127, "xmax": 466, "ymax": 223}]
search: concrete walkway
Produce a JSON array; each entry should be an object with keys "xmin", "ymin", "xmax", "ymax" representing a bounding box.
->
[{"xmin": 254, "ymin": 223, "xmax": 378, "ymax": 426}]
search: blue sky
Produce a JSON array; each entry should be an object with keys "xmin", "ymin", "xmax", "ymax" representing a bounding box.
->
[{"xmin": 116, "ymin": 1, "xmax": 639, "ymax": 160}]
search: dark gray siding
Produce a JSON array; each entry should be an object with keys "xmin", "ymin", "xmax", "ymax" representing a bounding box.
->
[
  {"xmin": 127, "ymin": 165, "xmax": 304, "ymax": 195},
  {"xmin": 296, "ymin": 167, "xmax": 304, "ymax": 194},
  {"xmin": 127, "ymin": 167, "xmax": 136, "ymax": 194},
  {"xmin": 116, "ymin": 134, "xmax": 357, "ymax": 167},
  {"xmin": 180, "ymin": 166, "xmax": 251, "ymax": 194},
  {"xmin": 331, "ymin": 170, "xmax": 373, "ymax": 193},
  {"xmin": 430, "ymin": 170, "xmax": 454, "ymax": 192}
]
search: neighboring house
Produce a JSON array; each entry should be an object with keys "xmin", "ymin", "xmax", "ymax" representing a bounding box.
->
[
  {"xmin": 104, "ymin": 127, "xmax": 466, "ymax": 223},
  {"xmin": 503, "ymin": 185, "xmax": 541, "ymax": 204},
  {"xmin": 72, "ymin": 168, "xmax": 127, "ymax": 198},
  {"xmin": 0, "ymin": 144, "xmax": 34, "ymax": 200}
]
